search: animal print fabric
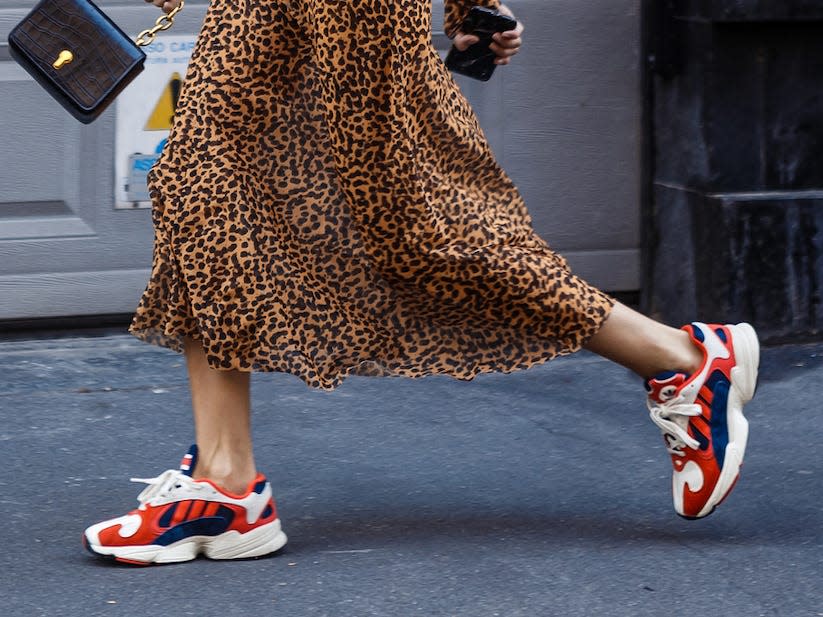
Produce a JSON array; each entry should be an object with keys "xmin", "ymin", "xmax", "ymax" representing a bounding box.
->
[{"xmin": 130, "ymin": 0, "xmax": 614, "ymax": 390}]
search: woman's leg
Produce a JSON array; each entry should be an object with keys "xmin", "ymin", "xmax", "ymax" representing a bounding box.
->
[
  {"xmin": 584, "ymin": 301, "xmax": 703, "ymax": 379},
  {"xmin": 83, "ymin": 337, "xmax": 284, "ymax": 564},
  {"xmin": 184, "ymin": 337, "xmax": 257, "ymax": 495}
]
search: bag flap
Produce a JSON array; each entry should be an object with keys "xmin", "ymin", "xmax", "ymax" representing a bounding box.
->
[{"xmin": 8, "ymin": 0, "xmax": 145, "ymax": 112}]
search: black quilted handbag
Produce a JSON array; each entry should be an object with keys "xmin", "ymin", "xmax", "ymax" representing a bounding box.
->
[{"xmin": 8, "ymin": 0, "xmax": 183, "ymax": 124}]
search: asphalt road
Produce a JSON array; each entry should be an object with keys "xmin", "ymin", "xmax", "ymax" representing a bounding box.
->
[{"xmin": 0, "ymin": 332, "xmax": 820, "ymax": 617}]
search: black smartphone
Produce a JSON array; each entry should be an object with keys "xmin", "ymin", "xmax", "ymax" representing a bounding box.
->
[{"xmin": 445, "ymin": 6, "xmax": 518, "ymax": 82}]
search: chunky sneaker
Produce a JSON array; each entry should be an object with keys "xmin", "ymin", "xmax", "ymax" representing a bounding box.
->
[
  {"xmin": 83, "ymin": 445, "xmax": 287, "ymax": 565},
  {"xmin": 646, "ymin": 322, "xmax": 759, "ymax": 519}
]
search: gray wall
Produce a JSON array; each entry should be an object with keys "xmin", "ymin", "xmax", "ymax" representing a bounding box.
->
[{"xmin": 0, "ymin": 0, "xmax": 641, "ymax": 321}]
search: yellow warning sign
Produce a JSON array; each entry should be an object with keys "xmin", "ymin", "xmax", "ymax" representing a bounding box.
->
[{"xmin": 144, "ymin": 72, "xmax": 183, "ymax": 130}]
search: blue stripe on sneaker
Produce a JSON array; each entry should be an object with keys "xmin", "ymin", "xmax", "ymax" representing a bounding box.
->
[
  {"xmin": 158, "ymin": 502, "xmax": 178, "ymax": 528},
  {"xmin": 216, "ymin": 505, "xmax": 236, "ymax": 522},
  {"xmin": 154, "ymin": 517, "xmax": 232, "ymax": 546},
  {"xmin": 707, "ymin": 372, "xmax": 730, "ymax": 470},
  {"xmin": 689, "ymin": 423, "xmax": 710, "ymax": 451},
  {"xmin": 655, "ymin": 371, "xmax": 679, "ymax": 381},
  {"xmin": 181, "ymin": 444, "xmax": 199, "ymax": 477},
  {"xmin": 154, "ymin": 507, "xmax": 234, "ymax": 546}
]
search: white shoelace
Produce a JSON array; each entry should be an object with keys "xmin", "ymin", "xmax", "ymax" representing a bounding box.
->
[
  {"xmin": 130, "ymin": 469, "xmax": 204, "ymax": 508},
  {"xmin": 647, "ymin": 395, "xmax": 702, "ymax": 456}
]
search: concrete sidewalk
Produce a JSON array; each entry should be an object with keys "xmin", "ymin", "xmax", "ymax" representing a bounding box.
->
[{"xmin": 0, "ymin": 332, "xmax": 820, "ymax": 617}]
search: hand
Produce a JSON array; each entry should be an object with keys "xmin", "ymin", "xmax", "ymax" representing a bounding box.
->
[
  {"xmin": 453, "ymin": 3, "xmax": 524, "ymax": 66},
  {"xmin": 145, "ymin": 0, "xmax": 182, "ymax": 14}
]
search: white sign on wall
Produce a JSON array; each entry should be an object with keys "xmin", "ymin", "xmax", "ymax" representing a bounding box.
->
[{"xmin": 114, "ymin": 35, "xmax": 197, "ymax": 209}]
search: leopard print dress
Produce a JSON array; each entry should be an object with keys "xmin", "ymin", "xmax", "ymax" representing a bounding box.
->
[{"xmin": 130, "ymin": 0, "xmax": 614, "ymax": 389}]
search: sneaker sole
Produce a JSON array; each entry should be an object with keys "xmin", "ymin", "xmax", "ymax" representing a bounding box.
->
[
  {"xmin": 691, "ymin": 322, "xmax": 759, "ymax": 519},
  {"xmin": 84, "ymin": 518, "xmax": 287, "ymax": 565}
]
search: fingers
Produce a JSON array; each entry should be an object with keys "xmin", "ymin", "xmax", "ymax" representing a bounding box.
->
[
  {"xmin": 452, "ymin": 3, "xmax": 525, "ymax": 67},
  {"xmin": 490, "ymin": 28, "xmax": 523, "ymax": 65},
  {"xmin": 498, "ymin": 2, "xmax": 516, "ymax": 19},
  {"xmin": 453, "ymin": 32, "xmax": 480, "ymax": 52},
  {"xmin": 493, "ymin": 3, "xmax": 523, "ymax": 64},
  {"xmin": 147, "ymin": 0, "xmax": 181, "ymax": 14}
]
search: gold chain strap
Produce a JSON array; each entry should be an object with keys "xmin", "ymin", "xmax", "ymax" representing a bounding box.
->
[{"xmin": 135, "ymin": 1, "xmax": 185, "ymax": 47}]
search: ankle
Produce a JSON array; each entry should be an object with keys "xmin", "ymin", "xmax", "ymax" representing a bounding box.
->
[
  {"xmin": 193, "ymin": 465, "xmax": 257, "ymax": 495},
  {"xmin": 670, "ymin": 330, "xmax": 704, "ymax": 375},
  {"xmin": 192, "ymin": 450, "xmax": 257, "ymax": 495}
]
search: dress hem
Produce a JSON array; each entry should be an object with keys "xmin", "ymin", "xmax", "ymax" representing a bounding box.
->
[{"xmin": 128, "ymin": 295, "xmax": 614, "ymax": 391}]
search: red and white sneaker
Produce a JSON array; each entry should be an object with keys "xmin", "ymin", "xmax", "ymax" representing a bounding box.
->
[
  {"xmin": 83, "ymin": 446, "xmax": 287, "ymax": 565},
  {"xmin": 646, "ymin": 322, "xmax": 759, "ymax": 519}
]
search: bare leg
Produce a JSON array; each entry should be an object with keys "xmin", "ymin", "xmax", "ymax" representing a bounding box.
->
[
  {"xmin": 184, "ymin": 336, "xmax": 256, "ymax": 494},
  {"xmin": 584, "ymin": 301, "xmax": 703, "ymax": 379}
]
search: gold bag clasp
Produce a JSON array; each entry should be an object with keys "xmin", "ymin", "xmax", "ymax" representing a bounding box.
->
[{"xmin": 53, "ymin": 50, "xmax": 74, "ymax": 69}]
